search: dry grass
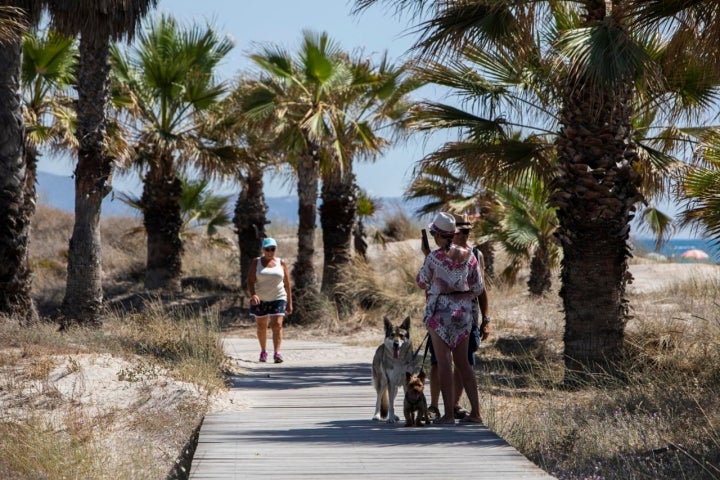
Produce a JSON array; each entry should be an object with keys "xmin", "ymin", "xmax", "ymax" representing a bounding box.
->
[
  {"xmin": 466, "ymin": 278, "xmax": 720, "ymax": 480},
  {"xmin": 3, "ymin": 204, "xmax": 720, "ymax": 479},
  {"xmin": 0, "ymin": 205, "xmax": 231, "ymax": 479}
]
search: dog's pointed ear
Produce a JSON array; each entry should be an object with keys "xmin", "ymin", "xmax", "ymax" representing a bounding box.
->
[
  {"xmin": 401, "ymin": 316, "xmax": 411, "ymax": 331},
  {"xmin": 405, "ymin": 371, "xmax": 412, "ymax": 382},
  {"xmin": 418, "ymin": 370, "xmax": 426, "ymax": 382},
  {"xmin": 383, "ymin": 316, "xmax": 392, "ymax": 331}
]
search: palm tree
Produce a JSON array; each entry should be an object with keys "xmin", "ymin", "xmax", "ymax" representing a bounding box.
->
[
  {"xmin": 319, "ymin": 54, "xmax": 419, "ymax": 310},
  {"xmin": 356, "ymin": 0, "xmax": 715, "ymax": 377},
  {"xmin": 628, "ymin": 0, "xmax": 720, "ymax": 251},
  {"xmin": 487, "ymin": 175, "xmax": 559, "ymax": 295},
  {"xmin": 353, "ymin": 188, "xmax": 380, "ymax": 260},
  {"xmin": 22, "ymin": 29, "xmax": 77, "ymax": 153},
  {"xmin": 0, "ymin": 2, "xmax": 38, "ymax": 324},
  {"xmin": 15, "ymin": 28, "xmax": 77, "ymax": 323},
  {"xmin": 242, "ymin": 31, "xmax": 383, "ymax": 322},
  {"xmin": 46, "ymin": 0, "xmax": 157, "ymax": 326},
  {"xmin": 110, "ymin": 14, "xmax": 233, "ymax": 292},
  {"xmin": 216, "ymin": 83, "xmax": 282, "ymax": 293},
  {"xmin": 118, "ymin": 176, "xmax": 232, "ymax": 241},
  {"xmin": 233, "ymin": 163, "xmax": 269, "ymax": 290},
  {"xmin": 677, "ymin": 134, "xmax": 720, "ymax": 247}
]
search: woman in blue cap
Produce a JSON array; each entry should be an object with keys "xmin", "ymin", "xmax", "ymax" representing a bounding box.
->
[{"xmin": 247, "ymin": 237, "xmax": 293, "ymax": 363}]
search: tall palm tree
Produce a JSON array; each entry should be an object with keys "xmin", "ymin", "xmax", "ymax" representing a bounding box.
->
[
  {"xmin": 110, "ymin": 14, "xmax": 233, "ymax": 292},
  {"xmin": 242, "ymin": 31, "xmax": 383, "ymax": 322},
  {"xmin": 47, "ymin": 0, "xmax": 156, "ymax": 326},
  {"xmin": 356, "ymin": 0, "xmax": 715, "ymax": 377},
  {"xmin": 14, "ymin": 28, "xmax": 76, "ymax": 322},
  {"xmin": 0, "ymin": 1, "xmax": 38, "ymax": 324},
  {"xmin": 234, "ymin": 162, "xmax": 269, "ymax": 290},
  {"xmin": 217, "ymin": 83, "xmax": 282, "ymax": 292},
  {"xmin": 319, "ymin": 54, "xmax": 419, "ymax": 310}
]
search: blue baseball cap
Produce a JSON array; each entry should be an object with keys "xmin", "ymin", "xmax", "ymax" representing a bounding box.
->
[{"xmin": 262, "ymin": 237, "xmax": 277, "ymax": 249}]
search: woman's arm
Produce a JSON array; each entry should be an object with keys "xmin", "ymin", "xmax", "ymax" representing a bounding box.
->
[
  {"xmin": 281, "ymin": 259, "xmax": 292, "ymax": 314},
  {"xmin": 247, "ymin": 258, "xmax": 259, "ymax": 305},
  {"xmin": 416, "ymin": 254, "xmax": 434, "ymax": 290},
  {"xmin": 475, "ymin": 250, "xmax": 491, "ymax": 340},
  {"xmin": 468, "ymin": 256, "xmax": 484, "ymax": 296}
]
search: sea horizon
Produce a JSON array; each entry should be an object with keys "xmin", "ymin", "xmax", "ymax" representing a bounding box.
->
[{"xmin": 633, "ymin": 237, "xmax": 720, "ymax": 264}]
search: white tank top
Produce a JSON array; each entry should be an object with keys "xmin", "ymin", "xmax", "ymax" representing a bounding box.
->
[{"xmin": 255, "ymin": 257, "xmax": 287, "ymax": 302}]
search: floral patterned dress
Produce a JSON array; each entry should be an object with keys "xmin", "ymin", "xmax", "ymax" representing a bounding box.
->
[{"xmin": 416, "ymin": 248, "xmax": 484, "ymax": 348}]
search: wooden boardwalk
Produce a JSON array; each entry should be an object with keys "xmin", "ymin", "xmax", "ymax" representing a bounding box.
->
[{"xmin": 190, "ymin": 338, "xmax": 555, "ymax": 479}]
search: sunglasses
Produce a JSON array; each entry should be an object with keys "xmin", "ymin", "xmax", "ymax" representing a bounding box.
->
[
  {"xmin": 458, "ymin": 229, "xmax": 471, "ymax": 235},
  {"xmin": 263, "ymin": 247, "xmax": 276, "ymax": 252}
]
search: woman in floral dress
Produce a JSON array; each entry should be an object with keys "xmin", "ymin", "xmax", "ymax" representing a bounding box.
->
[{"xmin": 416, "ymin": 212, "xmax": 484, "ymax": 424}]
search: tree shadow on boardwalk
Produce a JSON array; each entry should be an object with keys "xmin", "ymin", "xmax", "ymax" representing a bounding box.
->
[
  {"xmin": 226, "ymin": 363, "xmax": 372, "ymax": 390},
  {"xmin": 206, "ymin": 419, "xmax": 507, "ymax": 448}
]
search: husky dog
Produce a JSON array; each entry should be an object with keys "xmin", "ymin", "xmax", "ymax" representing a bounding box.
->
[
  {"xmin": 372, "ymin": 316, "xmax": 414, "ymax": 423},
  {"xmin": 404, "ymin": 371, "xmax": 429, "ymax": 427}
]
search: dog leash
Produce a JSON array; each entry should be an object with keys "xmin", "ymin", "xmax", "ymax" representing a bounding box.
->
[{"xmin": 413, "ymin": 332, "xmax": 431, "ymax": 375}]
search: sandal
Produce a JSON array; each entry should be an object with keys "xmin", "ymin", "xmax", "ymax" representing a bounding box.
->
[
  {"xmin": 435, "ymin": 415, "xmax": 456, "ymax": 425},
  {"xmin": 454, "ymin": 405, "xmax": 469, "ymax": 419},
  {"xmin": 459, "ymin": 415, "xmax": 483, "ymax": 424}
]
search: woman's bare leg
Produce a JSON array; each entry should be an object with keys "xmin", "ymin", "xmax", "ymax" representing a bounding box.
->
[
  {"xmin": 256, "ymin": 316, "xmax": 269, "ymax": 351},
  {"xmin": 451, "ymin": 336, "xmax": 481, "ymax": 420},
  {"xmin": 269, "ymin": 315, "xmax": 284, "ymax": 353},
  {"xmin": 428, "ymin": 329, "xmax": 455, "ymax": 423}
]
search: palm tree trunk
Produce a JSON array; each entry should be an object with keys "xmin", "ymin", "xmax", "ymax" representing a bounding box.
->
[
  {"xmin": 233, "ymin": 165, "xmax": 267, "ymax": 291},
  {"xmin": 291, "ymin": 145, "xmax": 321, "ymax": 323},
  {"xmin": 527, "ymin": 240, "xmax": 552, "ymax": 296},
  {"xmin": 61, "ymin": 35, "xmax": 113, "ymax": 327},
  {"xmin": 0, "ymin": 30, "xmax": 38, "ymax": 324},
  {"xmin": 142, "ymin": 156, "xmax": 183, "ymax": 292},
  {"xmin": 477, "ymin": 242, "xmax": 494, "ymax": 280},
  {"xmin": 320, "ymin": 165, "xmax": 356, "ymax": 314},
  {"xmin": 553, "ymin": 7, "xmax": 642, "ymax": 378}
]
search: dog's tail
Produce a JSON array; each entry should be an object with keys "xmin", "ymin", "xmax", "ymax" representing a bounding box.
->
[{"xmin": 380, "ymin": 388, "xmax": 388, "ymax": 419}]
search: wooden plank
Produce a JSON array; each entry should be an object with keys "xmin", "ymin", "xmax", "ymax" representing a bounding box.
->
[{"xmin": 190, "ymin": 338, "xmax": 555, "ymax": 479}]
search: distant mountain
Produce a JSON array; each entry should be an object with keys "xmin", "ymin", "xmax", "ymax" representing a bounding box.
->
[
  {"xmin": 36, "ymin": 171, "xmax": 423, "ymax": 224},
  {"xmin": 37, "ymin": 171, "xmax": 137, "ymax": 218},
  {"xmin": 261, "ymin": 196, "xmax": 427, "ymax": 227}
]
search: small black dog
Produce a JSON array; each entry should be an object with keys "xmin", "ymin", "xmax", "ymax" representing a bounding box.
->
[{"xmin": 403, "ymin": 370, "xmax": 429, "ymax": 427}]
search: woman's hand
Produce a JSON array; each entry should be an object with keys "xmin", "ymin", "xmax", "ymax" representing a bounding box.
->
[
  {"xmin": 480, "ymin": 317, "xmax": 491, "ymax": 341},
  {"xmin": 286, "ymin": 303, "xmax": 293, "ymax": 314},
  {"xmin": 250, "ymin": 294, "xmax": 260, "ymax": 306}
]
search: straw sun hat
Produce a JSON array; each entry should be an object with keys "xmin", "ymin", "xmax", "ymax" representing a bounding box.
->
[{"xmin": 428, "ymin": 212, "xmax": 457, "ymax": 238}]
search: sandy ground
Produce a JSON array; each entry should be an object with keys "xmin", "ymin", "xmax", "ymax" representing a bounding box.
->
[
  {"xmin": 369, "ymin": 238, "xmax": 719, "ymax": 295},
  {"xmin": 1, "ymin": 256, "xmax": 717, "ymax": 478},
  {"xmin": 627, "ymin": 262, "xmax": 719, "ymax": 294}
]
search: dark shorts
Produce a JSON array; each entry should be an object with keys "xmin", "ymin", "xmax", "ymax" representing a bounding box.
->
[
  {"xmin": 429, "ymin": 323, "xmax": 480, "ymax": 366},
  {"xmin": 250, "ymin": 300, "xmax": 287, "ymax": 318}
]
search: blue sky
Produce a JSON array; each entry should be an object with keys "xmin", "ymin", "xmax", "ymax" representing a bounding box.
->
[{"xmin": 37, "ymin": 0, "xmax": 436, "ymax": 199}]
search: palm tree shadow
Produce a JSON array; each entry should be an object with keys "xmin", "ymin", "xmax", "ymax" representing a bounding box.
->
[
  {"xmin": 227, "ymin": 363, "xmax": 372, "ymax": 390},
  {"xmin": 212, "ymin": 419, "xmax": 508, "ymax": 447}
]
